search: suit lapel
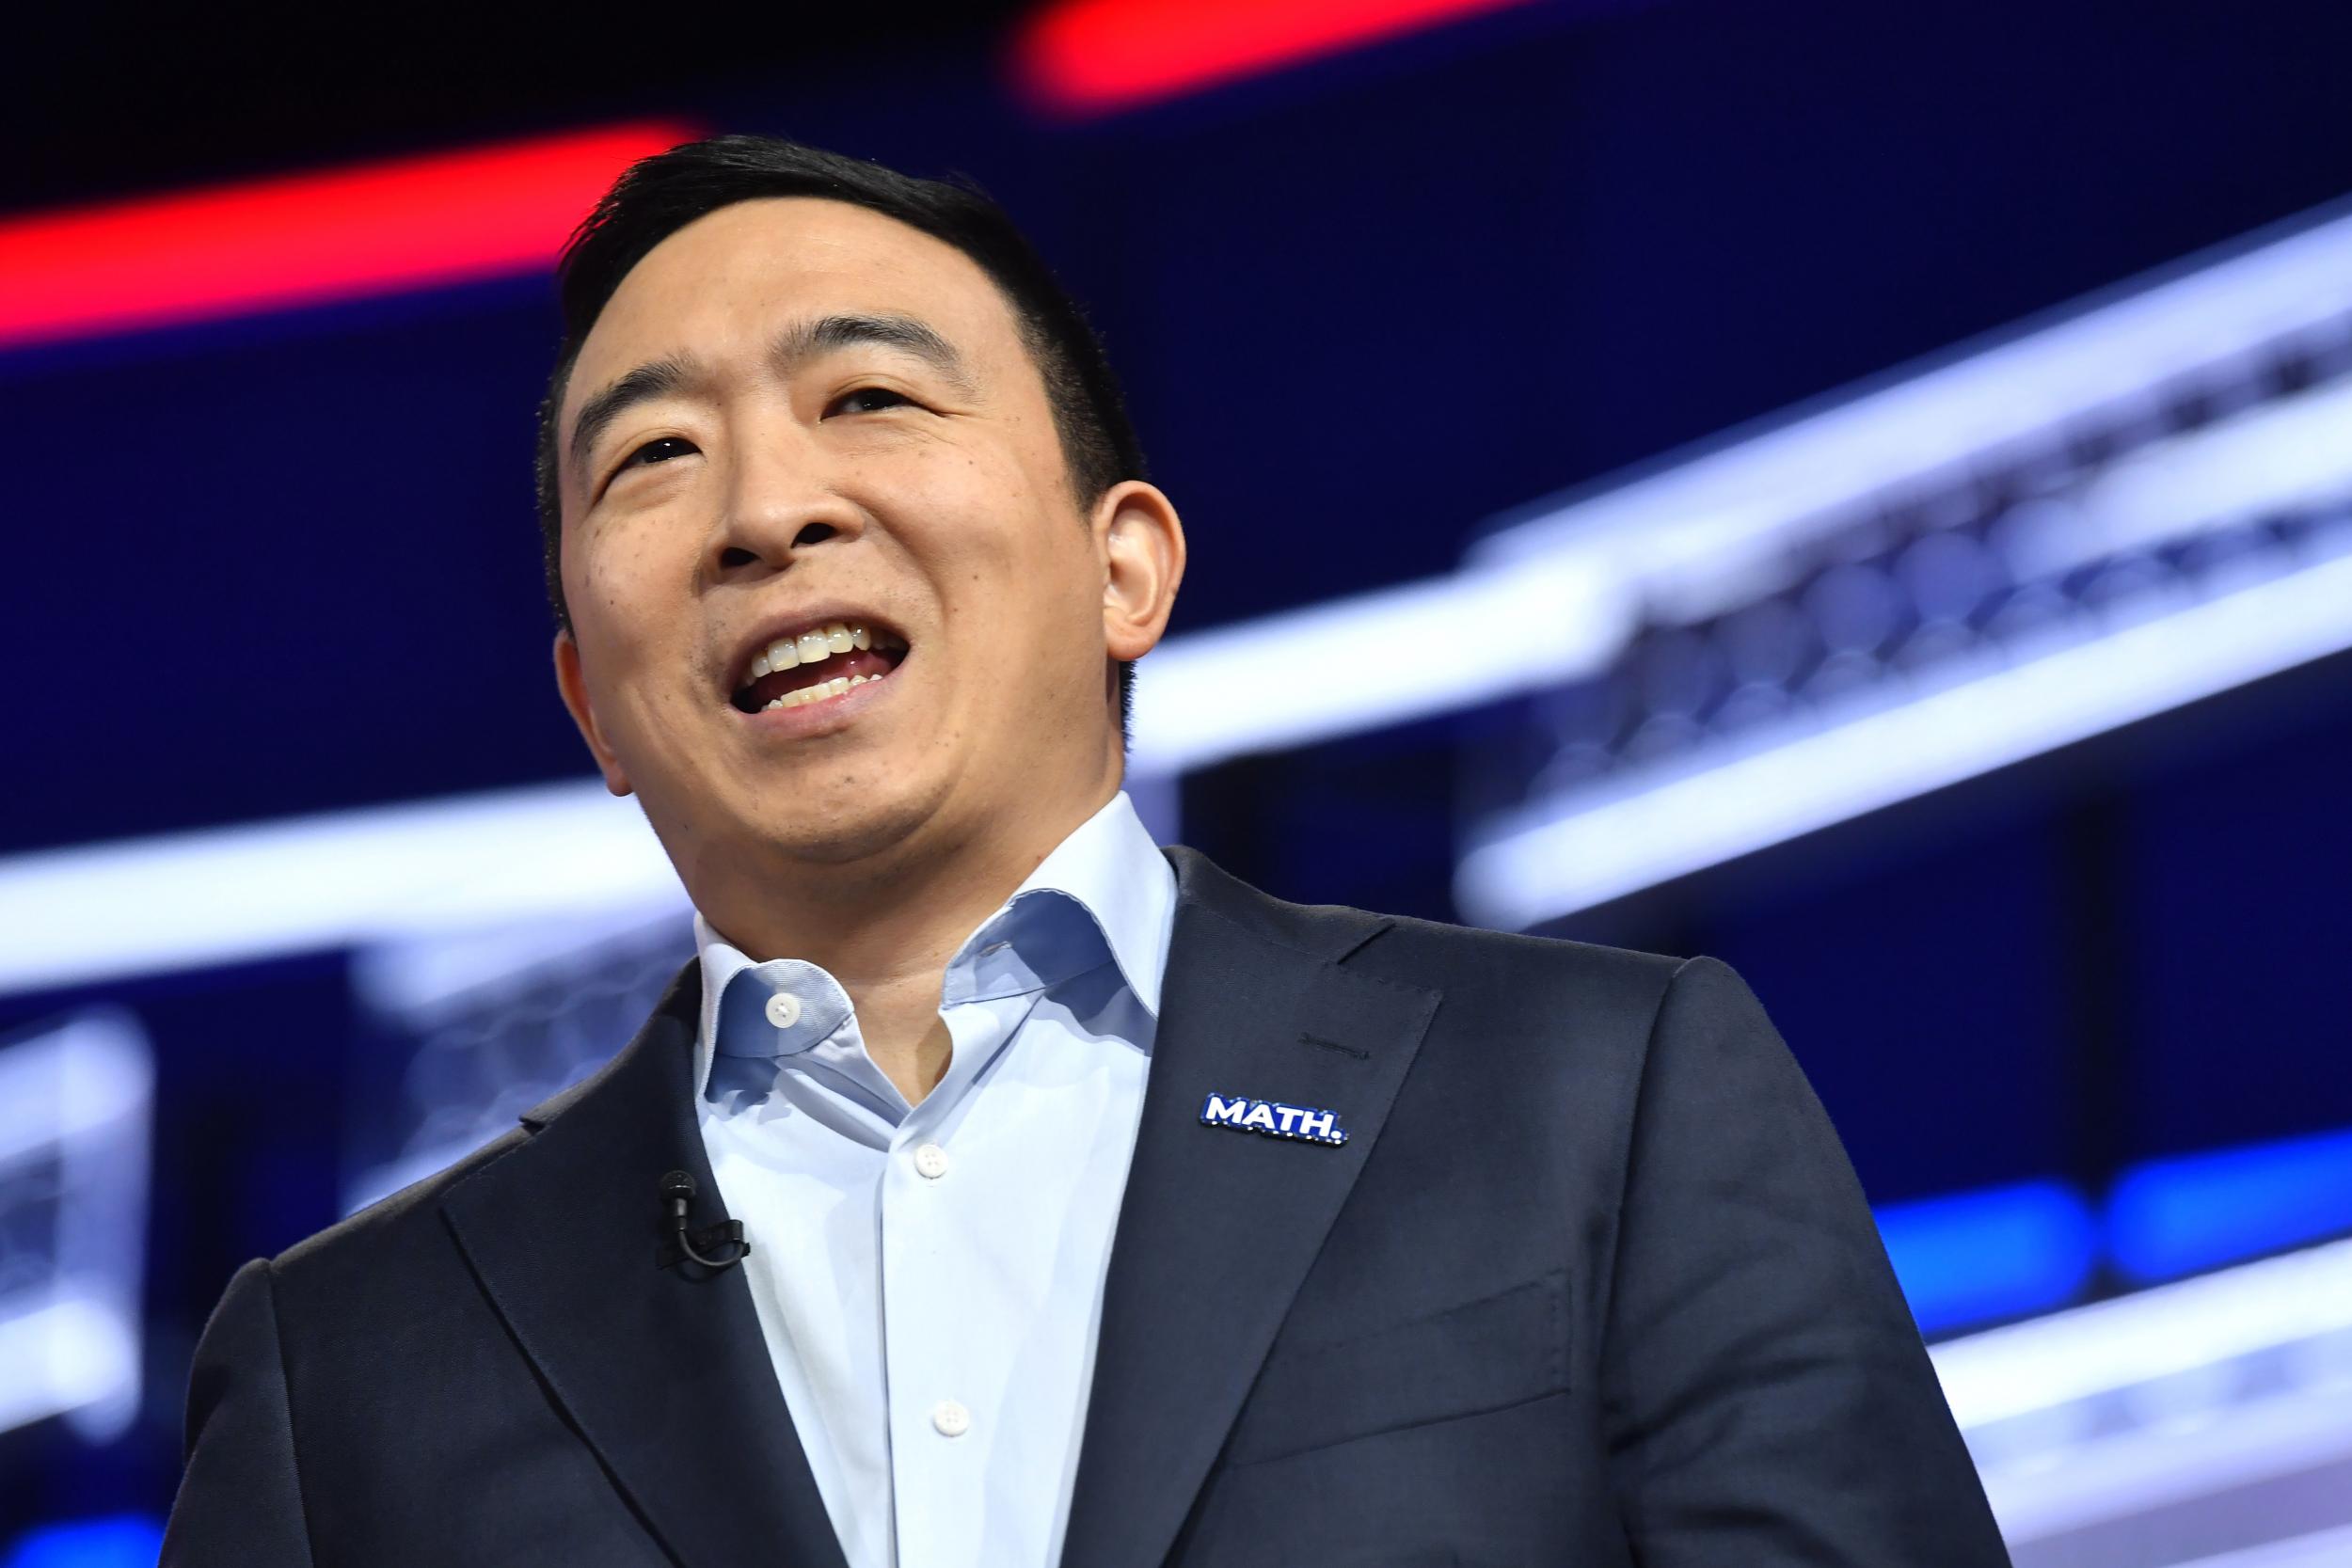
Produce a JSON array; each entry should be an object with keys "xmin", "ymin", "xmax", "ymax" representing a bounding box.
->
[
  {"xmin": 1058, "ymin": 847, "xmax": 1443, "ymax": 1568},
  {"xmin": 439, "ymin": 963, "xmax": 849, "ymax": 1568}
]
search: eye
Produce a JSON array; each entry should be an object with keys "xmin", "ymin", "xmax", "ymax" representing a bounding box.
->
[
  {"xmin": 831, "ymin": 386, "xmax": 916, "ymax": 416},
  {"xmin": 602, "ymin": 435, "xmax": 691, "ymax": 491},
  {"xmin": 615, "ymin": 436, "xmax": 697, "ymax": 474}
]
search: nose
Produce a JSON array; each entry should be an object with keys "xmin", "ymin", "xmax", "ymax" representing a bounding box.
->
[{"xmin": 707, "ymin": 420, "xmax": 866, "ymax": 584}]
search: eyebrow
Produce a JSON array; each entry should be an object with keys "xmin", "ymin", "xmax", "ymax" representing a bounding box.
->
[{"xmin": 564, "ymin": 311, "xmax": 981, "ymax": 482}]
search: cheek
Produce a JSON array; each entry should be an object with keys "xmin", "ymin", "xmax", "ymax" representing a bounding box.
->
[
  {"xmin": 886, "ymin": 474, "xmax": 1036, "ymax": 629},
  {"xmin": 907, "ymin": 451, "xmax": 1031, "ymax": 548},
  {"xmin": 571, "ymin": 515, "xmax": 694, "ymax": 661}
]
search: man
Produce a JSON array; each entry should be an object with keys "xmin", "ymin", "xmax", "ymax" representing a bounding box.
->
[{"xmin": 163, "ymin": 135, "xmax": 2010, "ymax": 1566}]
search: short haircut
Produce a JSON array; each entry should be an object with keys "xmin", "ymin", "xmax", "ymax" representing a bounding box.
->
[{"xmin": 532, "ymin": 134, "xmax": 1151, "ymax": 738}]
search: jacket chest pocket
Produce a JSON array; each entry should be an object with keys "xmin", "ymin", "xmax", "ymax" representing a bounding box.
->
[{"xmin": 1223, "ymin": 1267, "xmax": 1571, "ymax": 1468}]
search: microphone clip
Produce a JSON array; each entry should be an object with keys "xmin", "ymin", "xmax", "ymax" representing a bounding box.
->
[{"xmin": 658, "ymin": 1169, "xmax": 752, "ymax": 1273}]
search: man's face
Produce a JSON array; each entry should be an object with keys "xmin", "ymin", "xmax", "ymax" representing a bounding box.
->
[{"xmin": 551, "ymin": 198, "xmax": 1166, "ymax": 889}]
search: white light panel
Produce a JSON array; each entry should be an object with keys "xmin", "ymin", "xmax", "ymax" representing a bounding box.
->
[{"xmin": 0, "ymin": 1011, "xmax": 153, "ymax": 1441}]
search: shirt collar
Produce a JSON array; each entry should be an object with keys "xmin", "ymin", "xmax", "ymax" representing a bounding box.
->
[
  {"xmin": 690, "ymin": 789, "xmax": 1174, "ymax": 1090},
  {"xmin": 980, "ymin": 787, "xmax": 1174, "ymax": 1018}
]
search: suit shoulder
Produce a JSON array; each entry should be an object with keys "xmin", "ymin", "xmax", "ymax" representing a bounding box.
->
[
  {"xmin": 271, "ymin": 1123, "xmax": 531, "ymax": 1280},
  {"xmin": 1313, "ymin": 908, "xmax": 1724, "ymax": 1124},
  {"xmin": 1348, "ymin": 906, "xmax": 1690, "ymax": 1010},
  {"xmin": 1172, "ymin": 850, "xmax": 1737, "ymax": 1047},
  {"xmin": 1179, "ymin": 847, "xmax": 1685, "ymax": 995}
]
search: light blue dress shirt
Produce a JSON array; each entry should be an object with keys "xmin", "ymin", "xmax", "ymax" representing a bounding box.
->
[{"xmin": 691, "ymin": 790, "xmax": 1175, "ymax": 1568}]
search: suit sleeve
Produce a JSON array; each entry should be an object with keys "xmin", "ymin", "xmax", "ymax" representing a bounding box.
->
[
  {"xmin": 1597, "ymin": 956, "xmax": 2011, "ymax": 1566},
  {"xmin": 161, "ymin": 1257, "xmax": 317, "ymax": 1567}
]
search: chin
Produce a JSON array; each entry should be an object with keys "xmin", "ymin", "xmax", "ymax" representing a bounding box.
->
[{"xmin": 746, "ymin": 776, "xmax": 949, "ymax": 869}]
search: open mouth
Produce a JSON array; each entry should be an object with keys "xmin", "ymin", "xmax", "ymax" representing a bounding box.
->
[{"xmin": 728, "ymin": 618, "xmax": 911, "ymax": 714}]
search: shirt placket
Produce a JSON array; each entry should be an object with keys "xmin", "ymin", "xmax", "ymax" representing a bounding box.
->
[{"xmin": 880, "ymin": 979, "xmax": 1044, "ymax": 1568}]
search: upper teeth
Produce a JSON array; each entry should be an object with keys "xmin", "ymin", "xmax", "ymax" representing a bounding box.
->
[{"xmin": 747, "ymin": 620, "xmax": 875, "ymax": 680}]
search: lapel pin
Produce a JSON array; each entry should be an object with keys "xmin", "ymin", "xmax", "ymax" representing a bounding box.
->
[{"xmin": 1199, "ymin": 1091, "xmax": 1349, "ymax": 1147}]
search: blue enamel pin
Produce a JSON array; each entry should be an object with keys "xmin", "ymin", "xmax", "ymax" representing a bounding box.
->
[{"xmin": 1199, "ymin": 1091, "xmax": 1349, "ymax": 1147}]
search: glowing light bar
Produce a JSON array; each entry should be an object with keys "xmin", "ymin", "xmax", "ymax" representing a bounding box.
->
[
  {"xmin": 1932, "ymin": 1236, "xmax": 2352, "ymax": 1550},
  {"xmin": 1129, "ymin": 557, "xmax": 1626, "ymax": 775},
  {"xmin": 1869, "ymin": 1126, "xmax": 2352, "ymax": 1339},
  {"xmin": 1467, "ymin": 200, "xmax": 2352, "ymax": 623},
  {"xmin": 1455, "ymin": 539, "xmax": 2352, "ymax": 929},
  {"xmin": 0, "ymin": 1513, "xmax": 167, "ymax": 1568},
  {"xmin": 0, "ymin": 1295, "xmax": 141, "ymax": 1442},
  {"xmin": 1010, "ymin": 0, "xmax": 1541, "ymax": 117},
  {"xmin": 1874, "ymin": 1181, "xmax": 2095, "ymax": 1334},
  {"xmin": 2176, "ymin": 1526, "xmax": 2352, "ymax": 1568},
  {"xmin": 1452, "ymin": 333, "xmax": 2352, "ymax": 929},
  {"xmin": 0, "ymin": 782, "xmax": 682, "ymax": 995},
  {"xmin": 2025, "ymin": 374, "xmax": 2352, "ymax": 581},
  {"xmin": 1984, "ymin": 1386, "xmax": 2352, "ymax": 1552},
  {"xmin": 2109, "ymin": 1126, "xmax": 2352, "ymax": 1285},
  {"xmin": 0, "ymin": 1012, "xmax": 152, "ymax": 1442},
  {"xmin": 0, "ymin": 120, "xmax": 695, "ymax": 353},
  {"xmin": 1931, "ymin": 1235, "xmax": 2352, "ymax": 1433}
]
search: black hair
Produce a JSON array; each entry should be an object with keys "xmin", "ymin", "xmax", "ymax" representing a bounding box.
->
[{"xmin": 532, "ymin": 134, "xmax": 1149, "ymax": 739}]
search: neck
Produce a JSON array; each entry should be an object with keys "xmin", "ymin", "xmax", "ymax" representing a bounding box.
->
[{"xmin": 694, "ymin": 772, "xmax": 1122, "ymax": 1103}]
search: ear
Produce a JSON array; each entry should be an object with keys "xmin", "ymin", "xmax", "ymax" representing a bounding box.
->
[
  {"xmin": 552, "ymin": 628, "xmax": 633, "ymax": 798},
  {"xmin": 1094, "ymin": 480, "xmax": 1186, "ymax": 664}
]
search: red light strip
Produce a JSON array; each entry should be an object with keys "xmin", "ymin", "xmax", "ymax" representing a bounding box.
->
[
  {"xmin": 0, "ymin": 120, "xmax": 698, "ymax": 353},
  {"xmin": 1011, "ymin": 0, "xmax": 1540, "ymax": 117}
]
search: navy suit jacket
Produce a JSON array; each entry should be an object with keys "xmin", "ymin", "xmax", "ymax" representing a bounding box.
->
[{"xmin": 163, "ymin": 845, "xmax": 2010, "ymax": 1566}]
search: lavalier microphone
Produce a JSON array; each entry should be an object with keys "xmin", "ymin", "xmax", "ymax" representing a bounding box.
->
[{"xmin": 659, "ymin": 1169, "xmax": 751, "ymax": 1271}]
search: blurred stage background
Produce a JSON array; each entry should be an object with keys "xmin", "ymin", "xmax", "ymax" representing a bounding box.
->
[{"xmin": 5, "ymin": 2, "xmax": 2352, "ymax": 1562}]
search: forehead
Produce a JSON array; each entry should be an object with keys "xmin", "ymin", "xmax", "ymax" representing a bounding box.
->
[{"xmin": 565, "ymin": 197, "xmax": 1024, "ymax": 411}]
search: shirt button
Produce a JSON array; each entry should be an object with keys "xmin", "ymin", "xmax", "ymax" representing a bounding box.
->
[
  {"xmin": 931, "ymin": 1399, "xmax": 971, "ymax": 1438},
  {"xmin": 764, "ymin": 991, "xmax": 802, "ymax": 1029},
  {"xmin": 913, "ymin": 1143, "xmax": 950, "ymax": 1180}
]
